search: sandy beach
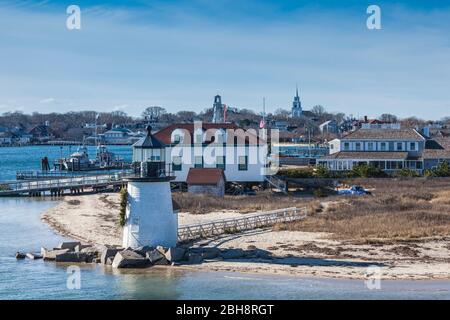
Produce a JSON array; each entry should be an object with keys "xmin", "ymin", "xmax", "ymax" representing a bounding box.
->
[{"xmin": 42, "ymin": 192, "xmax": 450, "ymax": 280}]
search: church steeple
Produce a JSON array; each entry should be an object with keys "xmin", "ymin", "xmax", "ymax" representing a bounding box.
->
[{"xmin": 292, "ymin": 86, "xmax": 302, "ymax": 118}]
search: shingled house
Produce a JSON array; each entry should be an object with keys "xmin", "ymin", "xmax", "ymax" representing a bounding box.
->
[
  {"xmin": 186, "ymin": 168, "xmax": 226, "ymax": 197},
  {"xmin": 319, "ymin": 128, "xmax": 450, "ymax": 173}
]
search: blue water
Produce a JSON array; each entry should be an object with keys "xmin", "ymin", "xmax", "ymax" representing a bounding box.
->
[
  {"xmin": 0, "ymin": 145, "xmax": 132, "ymax": 181},
  {"xmin": 0, "ymin": 198, "xmax": 449, "ymax": 300}
]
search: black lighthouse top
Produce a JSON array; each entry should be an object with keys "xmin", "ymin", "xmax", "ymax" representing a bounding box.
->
[{"xmin": 133, "ymin": 125, "xmax": 166, "ymax": 149}]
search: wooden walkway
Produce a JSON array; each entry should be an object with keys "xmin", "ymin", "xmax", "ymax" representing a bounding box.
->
[
  {"xmin": 0, "ymin": 173, "xmax": 128, "ymax": 197},
  {"xmin": 178, "ymin": 207, "xmax": 306, "ymax": 242}
]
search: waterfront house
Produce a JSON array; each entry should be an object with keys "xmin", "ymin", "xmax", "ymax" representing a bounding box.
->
[
  {"xmin": 318, "ymin": 128, "xmax": 426, "ymax": 172},
  {"xmin": 29, "ymin": 124, "xmax": 54, "ymax": 143},
  {"xmin": 422, "ymin": 137, "xmax": 450, "ymax": 170},
  {"xmin": 101, "ymin": 128, "xmax": 143, "ymax": 144},
  {"xmin": 132, "ymin": 123, "xmax": 267, "ymax": 183},
  {"xmin": 0, "ymin": 132, "xmax": 14, "ymax": 145},
  {"xmin": 186, "ymin": 168, "xmax": 226, "ymax": 197}
]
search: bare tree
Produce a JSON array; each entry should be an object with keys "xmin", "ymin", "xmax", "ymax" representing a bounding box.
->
[{"xmin": 142, "ymin": 106, "xmax": 166, "ymax": 122}]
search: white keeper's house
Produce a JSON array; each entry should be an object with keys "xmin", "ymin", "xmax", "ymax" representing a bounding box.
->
[{"xmin": 132, "ymin": 123, "xmax": 267, "ymax": 183}]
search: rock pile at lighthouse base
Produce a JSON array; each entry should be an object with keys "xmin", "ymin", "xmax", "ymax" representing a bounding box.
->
[{"xmin": 16, "ymin": 241, "xmax": 273, "ymax": 269}]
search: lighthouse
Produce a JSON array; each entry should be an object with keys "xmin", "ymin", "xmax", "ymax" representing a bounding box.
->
[{"xmin": 122, "ymin": 126, "xmax": 177, "ymax": 249}]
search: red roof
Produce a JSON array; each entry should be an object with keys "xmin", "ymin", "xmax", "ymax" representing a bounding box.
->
[
  {"xmin": 186, "ymin": 168, "xmax": 226, "ymax": 185},
  {"xmin": 154, "ymin": 123, "xmax": 263, "ymax": 145}
]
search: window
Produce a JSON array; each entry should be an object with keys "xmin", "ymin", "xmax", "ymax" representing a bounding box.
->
[
  {"xmin": 410, "ymin": 142, "xmax": 416, "ymax": 151},
  {"xmin": 173, "ymin": 134, "xmax": 181, "ymax": 143},
  {"xmin": 355, "ymin": 142, "xmax": 361, "ymax": 151},
  {"xmin": 172, "ymin": 156, "xmax": 182, "ymax": 171},
  {"xmin": 330, "ymin": 144, "xmax": 334, "ymax": 150},
  {"xmin": 368, "ymin": 142, "xmax": 374, "ymax": 151},
  {"xmin": 238, "ymin": 156, "xmax": 248, "ymax": 171},
  {"xmin": 195, "ymin": 134, "xmax": 203, "ymax": 144},
  {"xmin": 344, "ymin": 142, "xmax": 350, "ymax": 151},
  {"xmin": 397, "ymin": 142, "xmax": 403, "ymax": 151},
  {"xmin": 216, "ymin": 156, "xmax": 225, "ymax": 169},
  {"xmin": 194, "ymin": 156, "xmax": 203, "ymax": 168},
  {"xmin": 380, "ymin": 142, "xmax": 387, "ymax": 151}
]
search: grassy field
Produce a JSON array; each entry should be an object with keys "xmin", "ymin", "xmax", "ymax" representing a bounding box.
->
[
  {"xmin": 275, "ymin": 178, "xmax": 450, "ymax": 242},
  {"xmin": 173, "ymin": 190, "xmax": 320, "ymax": 215}
]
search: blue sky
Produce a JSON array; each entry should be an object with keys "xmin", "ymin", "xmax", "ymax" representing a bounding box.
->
[{"xmin": 0, "ymin": 0, "xmax": 449, "ymax": 119}]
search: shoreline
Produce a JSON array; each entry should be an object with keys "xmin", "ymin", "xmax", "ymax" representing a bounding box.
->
[{"xmin": 41, "ymin": 193, "xmax": 450, "ymax": 281}]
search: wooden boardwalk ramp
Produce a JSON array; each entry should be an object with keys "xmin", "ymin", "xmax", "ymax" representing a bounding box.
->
[{"xmin": 178, "ymin": 207, "xmax": 306, "ymax": 242}]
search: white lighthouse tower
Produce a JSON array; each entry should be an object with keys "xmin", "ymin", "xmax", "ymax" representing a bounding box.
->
[{"xmin": 122, "ymin": 126, "xmax": 178, "ymax": 249}]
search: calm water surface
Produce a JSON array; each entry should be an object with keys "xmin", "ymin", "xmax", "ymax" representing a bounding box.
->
[
  {"xmin": 0, "ymin": 198, "xmax": 449, "ymax": 300},
  {"xmin": 0, "ymin": 145, "xmax": 132, "ymax": 181}
]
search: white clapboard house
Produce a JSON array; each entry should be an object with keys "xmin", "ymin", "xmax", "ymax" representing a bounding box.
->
[{"xmin": 132, "ymin": 123, "xmax": 268, "ymax": 183}]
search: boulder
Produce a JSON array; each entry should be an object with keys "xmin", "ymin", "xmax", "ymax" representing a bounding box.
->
[
  {"xmin": 100, "ymin": 248, "xmax": 122, "ymax": 265},
  {"xmin": 15, "ymin": 252, "xmax": 26, "ymax": 259},
  {"xmin": 156, "ymin": 246, "xmax": 168, "ymax": 254},
  {"xmin": 80, "ymin": 246, "xmax": 101, "ymax": 256},
  {"xmin": 75, "ymin": 244, "xmax": 92, "ymax": 252},
  {"xmin": 164, "ymin": 247, "xmax": 186, "ymax": 263},
  {"xmin": 42, "ymin": 248, "xmax": 70, "ymax": 261},
  {"xmin": 106, "ymin": 256, "xmax": 114, "ymax": 265},
  {"xmin": 112, "ymin": 250, "xmax": 151, "ymax": 269},
  {"xmin": 57, "ymin": 242, "xmax": 81, "ymax": 251},
  {"xmin": 146, "ymin": 249, "xmax": 165, "ymax": 264},
  {"xmin": 55, "ymin": 252, "xmax": 89, "ymax": 263},
  {"xmin": 26, "ymin": 253, "xmax": 43, "ymax": 260},
  {"xmin": 92, "ymin": 258, "xmax": 101, "ymax": 264},
  {"xmin": 133, "ymin": 246, "xmax": 154, "ymax": 257},
  {"xmin": 187, "ymin": 253, "xmax": 203, "ymax": 265},
  {"xmin": 221, "ymin": 249, "xmax": 244, "ymax": 260},
  {"xmin": 200, "ymin": 247, "xmax": 221, "ymax": 260}
]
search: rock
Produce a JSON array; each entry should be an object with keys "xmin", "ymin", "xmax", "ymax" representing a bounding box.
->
[
  {"xmin": 187, "ymin": 253, "xmax": 203, "ymax": 264},
  {"xmin": 154, "ymin": 257, "xmax": 170, "ymax": 265},
  {"xmin": 26, "ymin": 253, "xmax": 43, "ymax": 260},
  {"xmin": 221, "ymin": 249, "xmax": 244, "ymax": 260},
  {"xmin": 100, "ymin": 248, "xmax": 122, "ymax": 265},
  {"xmin": 164, "ymin": 247, "xmax": 186, "ymax": 262},
  {"xmin": 57, "ymin": 242, "xmax": 81, "ymax": 251},
  {"xmin": 42, "ymin": 248, "xmax": 70, "ymax": 261},
  {"xmin": 146, "ymin": 249, "xmax": 165, "ymax": 264},
  {"xmin": 55, "ymin": 252, "xmax": 89, "ymax": 263},
  {"xmin": 80, "ymin": 246, "xmax": 101, "ymax": 256},
  {"xmin": 112, "ymin": 250, "xmax": 151, "ymax": 269},
  {"xmin": 75, "ymin": 244, "xmax": 92, "ymax": 252},
  {"xmin": 247, "ymin": 245, "xmax": 257, "ymax": 250},
  {"xmin": 92, "ymin": 258, "xmax": 101, "ymax": 264},
  {"xmin": 156, "ymin": 246, "xmax": 168, "ymax": 254},
  {"xmin": 15, "ymin": 252, "xmax": 26, "ymax": 259},
  {"xmin": 106, "ymin": 256, "xmax": 114, "ymax": 265},
  {"xmin": 133, "ymin": 246, "xmax": 154, "ymax": 257},
  {"xmin": 200, "ymin": 247, "xmax": 221, "ymax": 260}
]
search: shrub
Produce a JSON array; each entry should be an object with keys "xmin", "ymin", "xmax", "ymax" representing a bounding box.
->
[
  {"xmin": 314, "ymin": 165, "xmax": 332, "ymax": 178},
  {"xmin": 119, "ymin": 187, "xmax": 127, "ymax": 227},
  {"xmin": 395, "ymin": 168, "xmax": 421, "ymax": 178},
  {"xmin": 350, "ymin": 164, "xmax": 387, "ymax": 178},
  {"xmin": 278, "ymin": 168, "xmax": 314, "ymax": 178},
  {"xmin": 425, "ymin": 161, "xmax": 450, "ymax": 177}
]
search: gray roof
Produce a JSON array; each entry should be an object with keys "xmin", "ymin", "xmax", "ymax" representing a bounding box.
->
[
  {"xmin": 423, "ymin": 138, "xmax": 450, "ymax": 159},
  {"xmin": 323, "ymin": 151, "xmax": 409, "ymax": 160},
  {"xmin": 132, "ymin": 126, "xmax": 165, "ymax": 149},
  {"xmin": 341, "ymin": 129, "xmax": 424, "ymax": 141}
]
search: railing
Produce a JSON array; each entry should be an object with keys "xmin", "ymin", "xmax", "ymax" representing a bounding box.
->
[
  {"xmin": 0, "ymin": 172, "xmax": 130, "ymax": 195},
  {"xmin": 265, "ymin": 175, "xmax": 287, "ymax": 194},
  {"xmin": 178, "ymin": 207, "xmax": 306, "ymax": 242}
]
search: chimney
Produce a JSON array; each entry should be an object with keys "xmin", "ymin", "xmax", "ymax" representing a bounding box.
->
[{"xmin": 364, "ymin": 116, "xmax": 368, "ymax": 123}]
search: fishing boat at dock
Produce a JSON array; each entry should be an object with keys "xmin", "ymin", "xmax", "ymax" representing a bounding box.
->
[{"xmin": 53, "ymin": 144, "xmax": 130, "ymax": 171}]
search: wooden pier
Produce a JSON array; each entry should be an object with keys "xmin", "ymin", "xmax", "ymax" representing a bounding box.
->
[
  {"xmin": 178, "ymin": 207, "xmax": 306, "ymax": 242},
  {"xmin": 0, "ymin": 173, "xmax": 129, "ymax": 197}
]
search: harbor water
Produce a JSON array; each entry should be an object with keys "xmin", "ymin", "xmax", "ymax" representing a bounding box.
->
[{"xmin": 0, "ymin": 146, "xmax": 449, "ymax": 299}]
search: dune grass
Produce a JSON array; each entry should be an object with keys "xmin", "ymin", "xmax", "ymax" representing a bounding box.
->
[{"xmin": 274, "ymin": 178, "xmax": 450, "ymax": 241}]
